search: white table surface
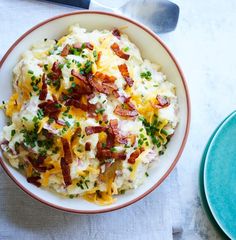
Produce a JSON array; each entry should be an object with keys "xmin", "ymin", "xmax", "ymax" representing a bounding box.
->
[{"xmin": 0, "ymin": 0, "xmax": 235, "ymax": 239}]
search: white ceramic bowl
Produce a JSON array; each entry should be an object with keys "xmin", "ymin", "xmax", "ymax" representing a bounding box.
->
[{"xmin": 0, "ymin": 11, "xmax": 190, "ymax": 213}]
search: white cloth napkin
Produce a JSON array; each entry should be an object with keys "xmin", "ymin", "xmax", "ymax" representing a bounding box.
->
[
  {"xmin": 0, "ymin": 168, "xmax": 182, "ymax": 240},
  {"xmin": 0, "ymin": 0, "xmax": 182, "ymax": 239}
]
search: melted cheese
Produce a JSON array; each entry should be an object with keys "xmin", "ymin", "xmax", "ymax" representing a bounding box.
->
[{"xmin": 5, "ymin": 93, "xmax": 21, "ymax": 117}]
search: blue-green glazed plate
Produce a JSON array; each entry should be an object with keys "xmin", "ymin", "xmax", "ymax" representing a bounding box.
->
[
  {"xmin": 199, "ymin": 112, "xmax": 235, "ymax": 239},
  {"xmin": 204, "ymin": 111, "xmax": 236, "ymax": 239}
]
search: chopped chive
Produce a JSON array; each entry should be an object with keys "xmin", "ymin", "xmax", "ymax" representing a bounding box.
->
[
  {"xmin": 159, "ymin": 150, "xmax": 164, "ymax": 155},
  {"xmin": 110, "ymin": 147, "xmax": 117, "ymax": 152},
  {"xmin": 123, "ymin": 46, "xmax": 129, "ymax": 52},
  {"xmin": 11, "ymin": 129, "xmax": 16, "ymax": 137},
  {"xmin": 93, "ymin": 50, "xmax": 98, "ymax": 61},
  {"xmin": 140, "ymin": 133, "xmax": 145, "ymax": 138},
  {"xmin": 145, "ymin": 172, "xmax": 149, "ymax": 177},
  {"xmin": 65, "ymin": 121, "xmax": 71, "ymax": 127},
  {"xmin": 58, "ymin": 63, "xmax": 64, "ymax": 69},
  {"xmin": 55, "ymin": 103, "xmax": 62, "ymax": 108},
  {"xmin": 84, "ymin": 180, "xmax": 89, "ymax": 189},
  {"xmin": 128, "ymin": 166, "xmax": 133, "ymax": 172},
  {"xmin": 71, "ymin": 82, "xmax": 76, "ymax": 88},
  {"xmin": 28, "ymin": 70, "xmax": 34, "ymax": 74},
  {"xmin": 32, "ymin": 85, "xmax": 39, "ymax": 92},
  {"xmin": 160, "ymin": 129, "xmax": 168, "ymax": 136},
  {"xmin": 95, "ymin": 108, "xmax": 105, "ymax": 114},
  {"xmin": 48, "ymin": 118, "xmax": 54, "ymax": 124},
  {"xmin": 140, "ymin": 70, "xmax": 152, "ymax": 80},
  {"xmin": 43, "ymin": 64, "xmax": 48, "ymax": 71}
]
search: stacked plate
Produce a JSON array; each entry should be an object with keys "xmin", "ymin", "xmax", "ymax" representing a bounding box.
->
[{"xmin": 199, "ymin": 111, "xmax": 236, "ymax": 239}]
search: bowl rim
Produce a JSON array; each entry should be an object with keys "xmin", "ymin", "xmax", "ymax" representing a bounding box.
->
[{"xmin": 0, "ymin": 10, "xmax": 191, "ymax": 214}]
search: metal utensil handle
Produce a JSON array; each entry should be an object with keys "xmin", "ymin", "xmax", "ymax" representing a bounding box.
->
[{"xmin": 45, "ymin": 0, "xmax": 91, "ymax": 9}]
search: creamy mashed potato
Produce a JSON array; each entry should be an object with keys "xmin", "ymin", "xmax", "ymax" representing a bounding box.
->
[{"xmin": 0, "ymin": 25, "xmax": 178, "ymax": 205}]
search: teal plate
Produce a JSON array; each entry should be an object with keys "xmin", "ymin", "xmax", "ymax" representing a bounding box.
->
[
  {"xmin": 204, "ymin": 111, "xmax": 236, "ymax": 239},
  {"xmin": 199, "ymin": 112, "xmax": 235, "ymax": 239}
]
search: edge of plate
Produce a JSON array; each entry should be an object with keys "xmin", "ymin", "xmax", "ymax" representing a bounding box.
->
[{"xmin": 203, "ymin": 111, "xmax": 236, "ymax": 239}]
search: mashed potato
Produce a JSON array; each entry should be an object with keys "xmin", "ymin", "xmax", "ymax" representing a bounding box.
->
[{"xmin": 0, "ymin": 25, "xmax": 178, "ymax": 205}]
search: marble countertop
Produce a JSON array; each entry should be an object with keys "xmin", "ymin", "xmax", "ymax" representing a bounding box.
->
[{"xmin": 0, "ymin": 0, "xmax": 235, "ymax": 239}]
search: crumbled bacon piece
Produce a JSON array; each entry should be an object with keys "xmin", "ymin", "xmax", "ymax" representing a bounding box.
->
[
  {"xmin": 96, "ymin": 51, "xmax": 102, "ymax": 63},
  {"xmin": 38, "ymin": 100, "xmax": 61, "ymax": 120},
  {"xmin": 85, "ymin": 142, "xmax": 91, "ymax": 151},
  {"xmin": 156, "ymin": 95, "xmax": 170, "ymax": 108},
  {"xmin": 111, "ymin": 42, "xmax": 130, "ymax": 60},
  {"xmin": 85, "ymin": 42, "xmax": 94, "ymax": 50},
  {"xmin": 95, "ymin": 72, "xmax": 116, "ymax": 83},
  {"xmin": 27, "ymin": 176, "xmax": 41, "ymax": 187},
  {"xmin": 96, "ymin": 148, "xmax": 126, "ymax": 160},
  {"xmin": 49, "ymin": 61, "xmax": 62, "ymax": 81},
  {"xmin": 28, "ymin": 156, "xmax": 47, "ymax": 173},
  {"xmin": 68, "ymin": 83, "xmax": 93, "ymax": 96},
  {"xmin": 51, "ymin": 94, "xmax": 57, "ymax": 101},
  {"xmin": 112, "ymin": 90, "xmax": 120, "ymax": 98},
  {"xmin": 60, "ymin": 157, "xmax": 72, "ymax": 186},
  {"xmin": 39, "ymin": 73, "xmax": 48, "ymax": 101},
  {"xmin": 96, "ymin": 141, "xmax": 103, "ymax": 153},
  {"xmin": 85, "ymin": 126, "xmax": 107, "ymax": 135},
  {"xmin": 96, "ymin": 140, "xmax": 126, "ymax": 161},
  {"xmin": 102, "ymin": 82, "xmax": 118, "ymax": 91},
  {"xmin": 114, "ymin": 105, "xmax": 138, "ymax": 117},
  {"xmin": 118, "ymin": 64, "xmax": 134, "ymax": 87},
  {"xmin": 112, "ymin": 28, "xmax": 121, "ymax": 39},
  {"xmin": 109, "ymin": 119, "xmax": 119, "ymax": 135},
  {"xmin": 64, "ymin": 99, "xmax": 80, "ymax": 108},
  {"xmin": 61, "ymin": 138, "xmax": 72, "ymax": 164},
  {"xmin": 61, "ymin": 44, "xmax": 70, "ymax": 57},
  {"xmin": 64, "ymin": 98, "xmax": 96, "ymax": 112},
  {"xmin": 87, "ymin": 72, "xmax": 118, "ymax": 95},
  {"xmin": 73, "ymin": 42, "xmax": 94, "ymax": 50},
  {"xmin": 119, "ymin": 96, "xmax": 136, "ymax": 110},
  {"xmin": 109, "ymin": 119, "xmax": 128, "ymax": 144},
  {"xmin": 71, "ymin": 127, "xmax": 81, "ymax": 142},
  {"xmin": 106, "ymin": 131, "xmax": 115, "ymax": 148},
  {"xmin": 128, "ymin": 148, "xmax": 145, "ymax": 164},
  {"xmin": 71, "ymin": 69, "xmax": 88, "ymax": 84},
  {"xmin": 87, "ymin": 93, "xmax": 95, "ymax": 100},
  {"xmin": 87, "ymin": 74, "xmax": 105, "ymax": 93}
]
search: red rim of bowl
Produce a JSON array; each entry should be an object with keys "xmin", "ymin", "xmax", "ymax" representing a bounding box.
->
[{"xmin": 0, "ymin": 10, "xmax": 191, "ymax": 214}]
